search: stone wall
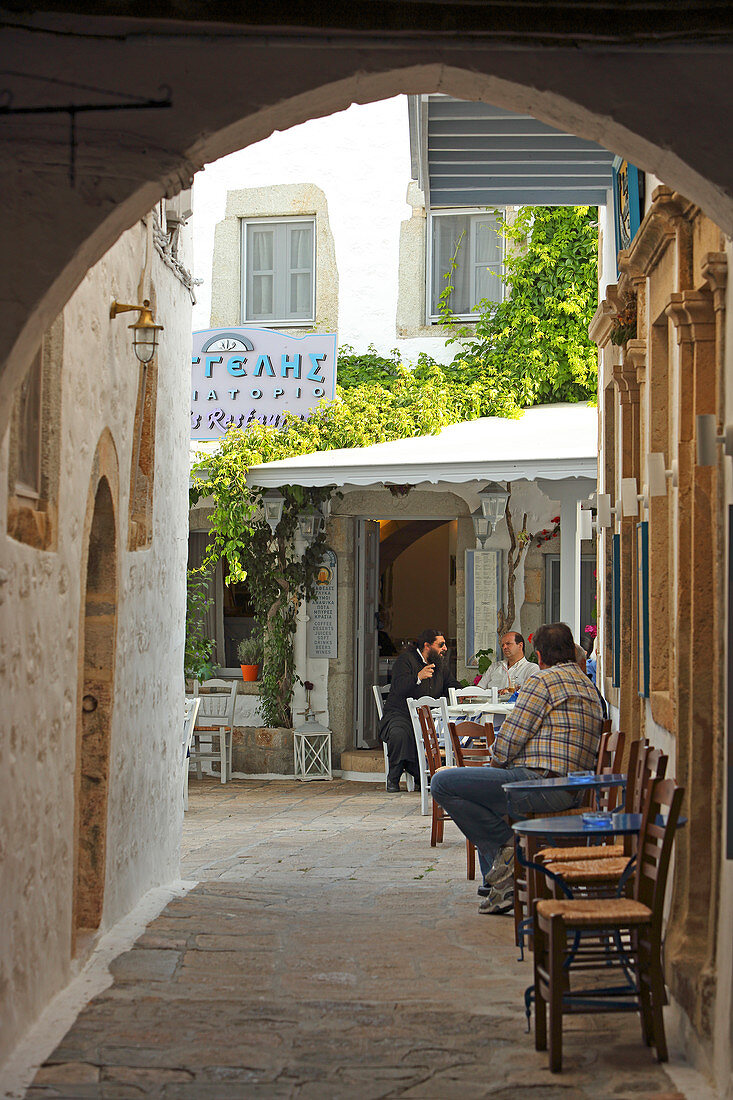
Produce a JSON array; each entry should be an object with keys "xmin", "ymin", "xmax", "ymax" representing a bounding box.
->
[{"xmin": 0, "ymin": 214, "xmax": 192, "ymax": 1063}]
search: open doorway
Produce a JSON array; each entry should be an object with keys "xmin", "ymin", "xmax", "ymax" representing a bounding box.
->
[
  {"xmin": 354, "ymin": 517, "xmax": 456, "ymax": 747},
  {"xmin": 72, "ymin": 475, "xmax": 117, "ymax": 950}
]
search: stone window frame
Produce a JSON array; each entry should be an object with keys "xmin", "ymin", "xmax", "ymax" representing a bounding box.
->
[
  {"xmin": 209, "ymin": 183, "xmax": 338, "ymax": 335},
  {"xmin": 6, "ymin": 317, "xmax": 62, "ymax": 551}
]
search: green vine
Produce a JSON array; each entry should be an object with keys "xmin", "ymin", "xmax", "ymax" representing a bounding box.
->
[{"xmin": 184, "ymin": 568, "xmax": 217, "ymax": 682}]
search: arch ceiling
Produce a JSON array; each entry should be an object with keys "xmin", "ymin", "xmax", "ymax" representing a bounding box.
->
[{"xmin": 1, "ymin": 5, "xmax": 732, "ymax": 434}]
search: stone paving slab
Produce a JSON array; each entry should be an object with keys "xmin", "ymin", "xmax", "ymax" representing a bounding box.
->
[{"xmin": 26, "ymin": 779, "xmax": 686, "ymax": 1099}]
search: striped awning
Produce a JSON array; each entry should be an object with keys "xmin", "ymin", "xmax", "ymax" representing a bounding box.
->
[{"xmin": 409, "ymin": 95, "xmax": 614, "ymax": 208}]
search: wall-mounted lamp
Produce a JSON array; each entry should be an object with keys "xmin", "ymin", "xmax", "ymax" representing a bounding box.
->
[
  {"xmin": 263, "ymin": 491, "xmax": 285, "ymax": 535},
  {"xmin": 471, "ymin": 507, "xmax": 492, "ymax": 549},
  {"xmin": 578, "ymin": 505, "xmax": 594, "ymax": 541},
  {"xmin": 595, "ymin": 493, "xmax": 620, "ymax": 528},
  {"xmin": 696, "ymin": 414, "xmax": 733, "ymax": 466},
  {"xmin": 647, "ymin": 452, "xmax": 678, "ymax": 496},
  {"xmin": 620, "ymin": 477, "xmax": 648, "ymax": 518},
  {"xmin": 110, "ymin": 298, "xmax": 163, "ymax": 363},
  {"xmin": 296, "ymin": 507, "xmax": 323, "ymax": 545},
  {"xmin": 477, "ymin": 482, "xmax": 509, "ymax": 528}
]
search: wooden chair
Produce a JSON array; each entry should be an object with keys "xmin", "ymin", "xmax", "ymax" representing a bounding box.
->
[
  {"xmin": 372, "ymin": 684, "xmax": 415, "ymax": 793},
  {"xmin": 533, "ymin": 777, "xmax": 685, "ymax": 1072},
  {"xmin": 447, "ymin": 720, "xmax": 494, "ymax": 880},
  {"xmin": 189, "ymin": 679, "xmax": 237, "ymax": 784},
  {"xmin": 513, "ymin": 725, "xmax": 623, "ymax": 953},
  {"xmin": 407, "ymin": 695, "xmax": 450, "ymax": 815},
  {"xmin": 537, "ymin": 742, "xmax": 667, "ymax": 867},
  {"xmin": 415, "ymin": 704, "xmax": 448, "ymax": 846},
  {"xmin": 448, "ymin": 685, "xmax": 498, "ymax": 707},
  {"xmin": 595, "ymin": 727, "xmax": 626, "ymax": 811}
]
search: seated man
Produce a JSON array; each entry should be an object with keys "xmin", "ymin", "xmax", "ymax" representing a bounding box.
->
[
  {"xmin": 430, "ymin": 622, "xmax": 603, "ymax": 914},
  {"xmin": 477, "ymin": 631, "xmax": 540, "ymax": 696},
  {"xmin": 379, "ymin": 628, "xmax": 462, "ymax": 792}
]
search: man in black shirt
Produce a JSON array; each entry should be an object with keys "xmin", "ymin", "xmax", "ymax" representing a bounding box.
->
[{"xmin": 379, "ymin": 628, "xmax": 462, "ymax": 792}]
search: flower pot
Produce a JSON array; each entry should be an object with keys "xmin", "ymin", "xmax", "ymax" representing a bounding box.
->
[{"xmin": 240, "ymin": 664, "xmax": 259, "ymax": 682}]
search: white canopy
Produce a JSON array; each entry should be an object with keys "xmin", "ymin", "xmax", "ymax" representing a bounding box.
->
[{"xmin": 244, "ymin": 403, "xmax": 597, "ymax": 488}]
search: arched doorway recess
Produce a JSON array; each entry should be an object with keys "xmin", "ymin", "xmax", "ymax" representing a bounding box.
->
[
  {"xmin": 72, "ymin": 433, "xmax": 119, "ymax": 948},
  {"xmin": 2, "ymin": 8, "xmax": 733, "ymax": 423}
]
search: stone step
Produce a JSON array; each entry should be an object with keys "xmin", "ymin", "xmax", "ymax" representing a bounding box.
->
[{"xmin": 340, "ymin": 749, "xmax": 384, "ymax": 773}]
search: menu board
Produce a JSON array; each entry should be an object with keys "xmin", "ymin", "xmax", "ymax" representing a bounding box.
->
[
  {"xmin": 465, "ymin": 549, "xmax": 501, "ymax": 666},
  {"xmin": 307, "ymin": 550, "xmax": 338, "ymax": 659}
]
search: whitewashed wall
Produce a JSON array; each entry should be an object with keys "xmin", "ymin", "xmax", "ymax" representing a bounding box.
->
[
  {"xmin": 192, "ymin": 95, "xmax": 455, "ymax": 364},
  {"xmin": 0, "ymin": 219, "xmax": 192, "ymax": 1064}
]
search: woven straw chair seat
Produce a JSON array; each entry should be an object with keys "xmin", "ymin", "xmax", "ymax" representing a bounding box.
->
[
  {"xmin": 536, "ymin": 897, "xmax": 652, "ymax": 926},
  {"xmin": 537, "ymin": 842, "xmax": 624, "ymax": 862},
  {"xmin": 543, "ymin": 857, "xmax": 630, "ymax": 882}
]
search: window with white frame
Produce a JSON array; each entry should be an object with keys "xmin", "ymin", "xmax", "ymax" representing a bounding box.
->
[
  {"xmin": 429, "ymin": 210, "xmax": 504, "ymax": 321},
  {"xmin": 241, "ymin": 217, "xmax": 316, "ymax": 324}
]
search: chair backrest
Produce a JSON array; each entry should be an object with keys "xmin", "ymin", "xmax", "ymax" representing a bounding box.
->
[
  {"xmin": 633, "ymin": 777, "xmax": 684, "ymax": 921},
  {"xmin": 372, "ymin": 683, "xmax": 390, "ymax": 721},
  {"xmin": 596, "ymin": 728, "xmax": 625, "ymax": 775},
  {"xmin": 196, "ymin": 679, "xmax": 237, "ymax": 725},
  {"xmin": 448, "ymin": 721, "xmax": 494, "ymax": 767},
  {"xmin": 183, "ymin": 697, "xmax": 200, "ymax": 754},
  {"xmin": 448, "ymin": 685, "xmax": 497, "ymax": 706},
  {"xmin": 416, "ymin": 705, "xmax": 443, "ymax": 777}
]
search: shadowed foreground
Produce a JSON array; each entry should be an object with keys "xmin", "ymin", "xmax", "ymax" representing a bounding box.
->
[{"xmin": 27, "ymin": 779, "xmax": 686, "ymax": 1098}]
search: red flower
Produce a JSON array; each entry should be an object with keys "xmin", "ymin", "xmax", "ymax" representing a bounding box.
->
[
  {"xmin": 528, "ymin": 633, "xmax": 534, "ymax": 644},
  {"xmin": 473, "ymin": 674, "xmax": 482, "ymax": 686},
  {"xmin": 551, "ymin": 516, "xmax": 560, "ymax": 523}
]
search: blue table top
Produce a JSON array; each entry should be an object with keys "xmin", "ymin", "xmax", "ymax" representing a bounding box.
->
[
  {"xmin": 503, "ymin": 772, "xmax": 626, "ymax": 793},
  {"xmin": 512, "ymin": 812, "xmax": 643, "ymax": 838}
]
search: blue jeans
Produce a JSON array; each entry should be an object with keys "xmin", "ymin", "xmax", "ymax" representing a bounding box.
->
[{"xmin": 430, "ymin": 766, "xmax": 579, "ymax": 877}]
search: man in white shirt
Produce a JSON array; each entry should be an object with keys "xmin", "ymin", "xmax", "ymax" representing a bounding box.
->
[{"xmin": 477, "ymin": 631, "xmax": 540, "ymax": 696}]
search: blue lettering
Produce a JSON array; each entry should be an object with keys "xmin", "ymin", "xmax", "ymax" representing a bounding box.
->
[
  {"xmin": 250, "ymin": 388, "xmax": 263, "ymax": 399},
  {"xmin": 205, "ymin": 355, "xmax": 222, "ymax": 378},
  {"xmin": 312, "ymin": 386, "xmax": 325, "ymax": 398},
  {"xmin": 273, "ymin": 388, "xmax": 285, "ymax": 399},
  {"xmin": 281, "ymin": 353, "xmax": 301, "ymax": 378},
  {"xmin": 207, "ymin": 390, "xmax": 217, "ymax": 400},
  {"xmin": 254, "ymin": 354, "xmax": 275, "ymax": 377},
  {"xmin": 227, "ymin": 356, "xmax": 247, "ymax": 377},
  {"xmin": 307, "ymin": 353, "xmax": 327, "ymax": 382}
]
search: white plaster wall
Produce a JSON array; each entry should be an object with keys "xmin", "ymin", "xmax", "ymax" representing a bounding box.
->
[
  {"xmin": 0, "ymin": 219, "xmax": 191, "ymax": 1065},
  {"xmin": 191, "ymin": 96, "xmax": 455, "ymax": 364}
]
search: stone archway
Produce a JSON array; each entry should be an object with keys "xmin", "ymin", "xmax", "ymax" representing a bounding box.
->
[
  {"xmin": 72, "ymin": 432, "xmax": 119, "ymax": 947},
  {"xmin": 2, "ymin": 9, "xmax": 733, "ymax": 426}
]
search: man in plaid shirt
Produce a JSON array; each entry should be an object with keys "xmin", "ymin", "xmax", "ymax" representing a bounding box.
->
[{"xmin": 430, "ymin": 622, "xmax": 603, "ymax": 914}]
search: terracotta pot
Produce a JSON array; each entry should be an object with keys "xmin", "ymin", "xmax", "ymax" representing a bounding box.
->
[{"xmin": 240, "ymin": 664, "xmax": 259, "ymax": 682}]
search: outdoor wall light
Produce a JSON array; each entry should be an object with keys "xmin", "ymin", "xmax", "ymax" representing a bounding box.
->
[
  {"xmin": 471, "ymin": 508, "xmax": 492, "ymax": 549},
  {"xmin": 110, "ymin": 298, "xmax": 163, "ymax": 363},
  {"xmin": 696, "ymin": 414, "xmax": 733, "ymax": 466},
  {"xmin": 595, "ymin": 493, "xmax": 615, "ymax": 529},
  {"xmin": 296, "ymin": 507, "xmax": 322, "ymax": 544},
  {"xmin": 647, "ymin": 452, "xmax": 678, "ymax": 496},
  {"xmin": 263, "ymin": 491, "xmax": 285, "ymax": 535},
  {"xmin": 477, "ymin": 482, "xmax": 509, "ymax": 528},
  {"xmin": 620, "ymin": 477, "xmax": 648, "ymax": 518},
  {"xmin": 578, "ymin": 504, "xmax": 594, "ymax": 541}
]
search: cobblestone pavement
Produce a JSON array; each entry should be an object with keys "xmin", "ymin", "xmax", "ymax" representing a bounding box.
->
[{"xmin": 27, "ymin": 779, "xmax": 688, "ymax": 1099}]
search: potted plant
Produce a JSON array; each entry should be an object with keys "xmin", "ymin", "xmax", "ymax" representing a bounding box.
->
[{"xmin": 237, "ymin": 635, "xmax": 263, "ymax": 682}]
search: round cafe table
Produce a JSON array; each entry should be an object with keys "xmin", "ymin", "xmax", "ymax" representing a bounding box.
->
[{"xmin": 502, "ymin": 772, "xmax": 626, "ymax": 817}]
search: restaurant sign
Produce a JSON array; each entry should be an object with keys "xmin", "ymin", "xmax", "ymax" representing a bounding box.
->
[{"xmin": 191, "ymin": 327, "xmax": 337, "ymax": 440}]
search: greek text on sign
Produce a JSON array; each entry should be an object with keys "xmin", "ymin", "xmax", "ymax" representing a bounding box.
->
[
  {"xmin": 191, "ymin": 328, "xmax": 337, "ymax": 440},
  {"xmin": 307, "ymin": 550, "xmax": 338, "ymax": 660}
]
